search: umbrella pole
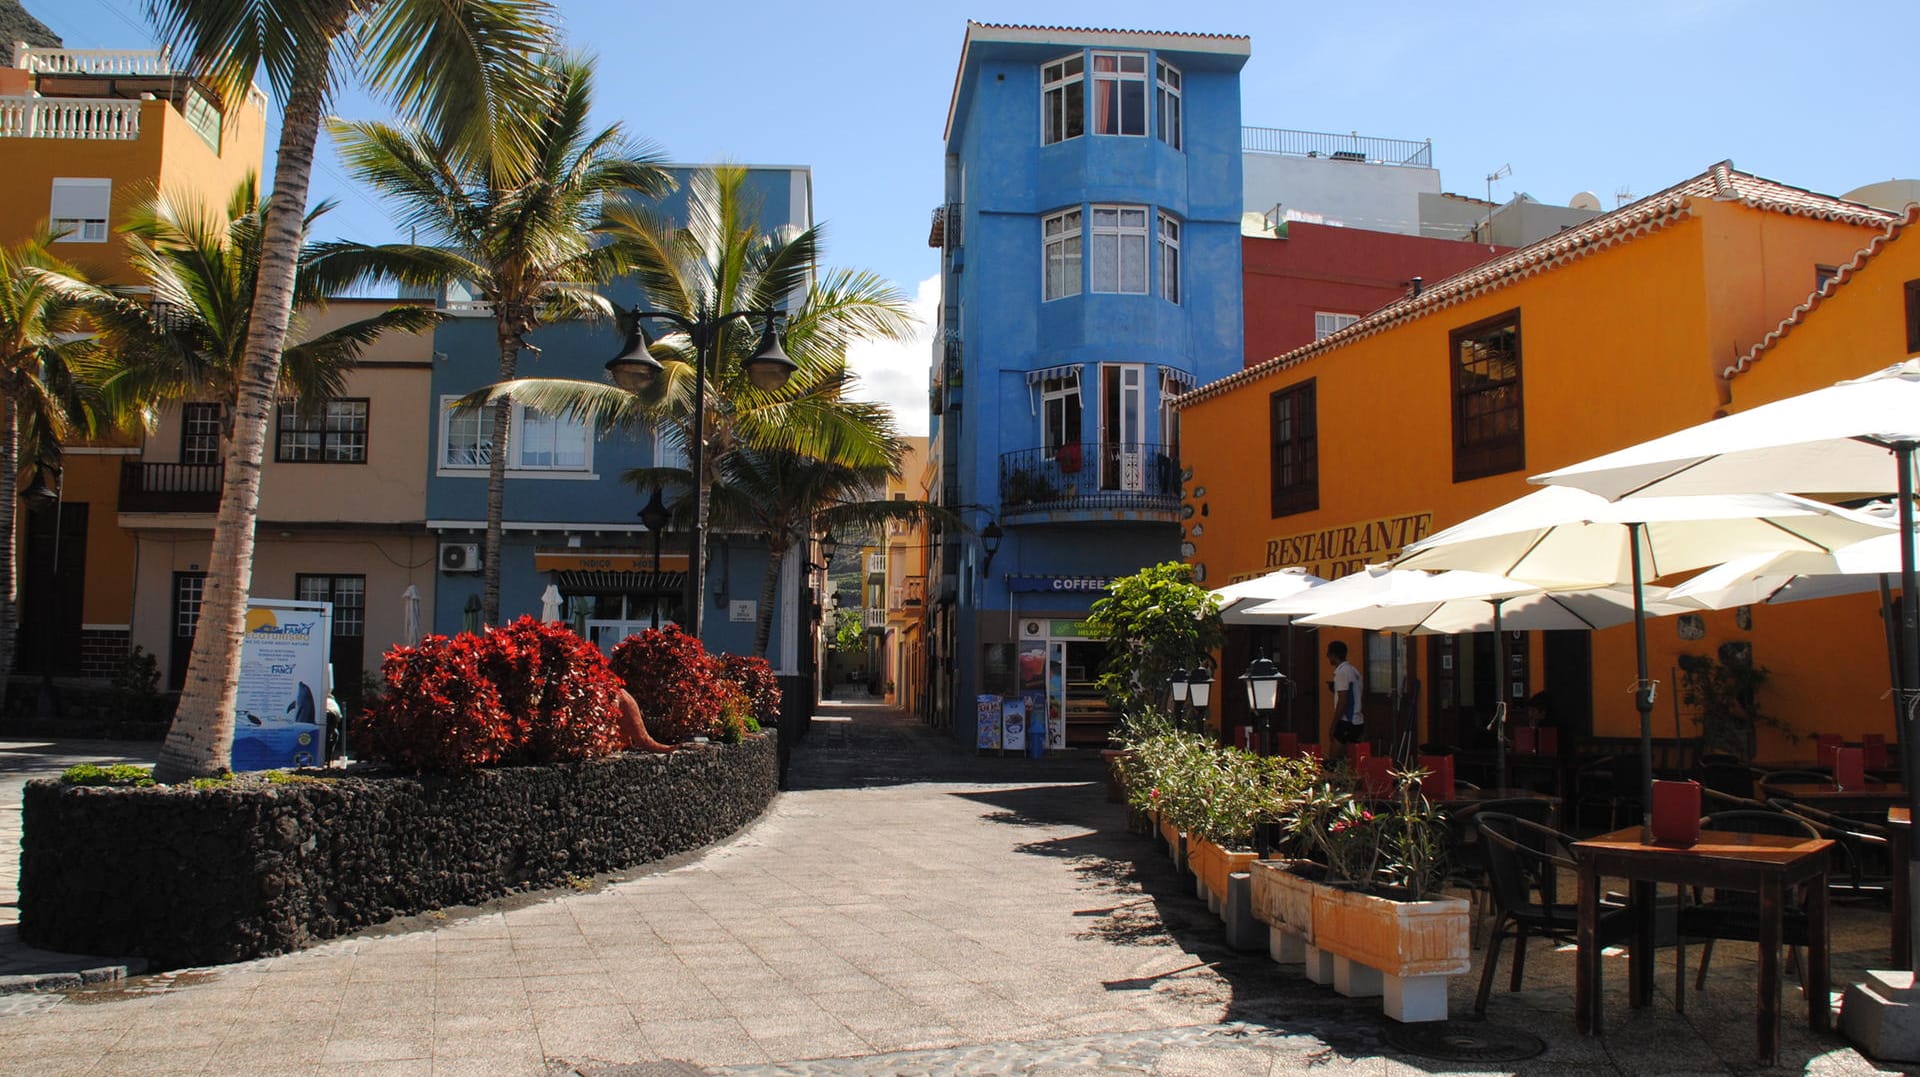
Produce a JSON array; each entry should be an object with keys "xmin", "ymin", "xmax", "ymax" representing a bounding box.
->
[
  {"xmin": 1391, "ymin": 632, "xmax": 1401, "ymax": 763},
  {"xmin": 1494, "ymin": 599, "xmax": 1507, "ymax": 791},
  {"xmin": 1895, "ymin": 442, "xmax": 1920, "ymax": 969},
  {"xmin": 1881, "ymin": 575, "xmax": 1905, "ymax": 736},
  {"xmin": 1630, "ymin": 522, "xmax": 1655, "ymax": 829}
]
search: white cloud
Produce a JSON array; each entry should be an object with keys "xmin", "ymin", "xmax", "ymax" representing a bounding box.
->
[{"xmin": 844, "ymin": 274, "xmax": 939, "ymax": 438}]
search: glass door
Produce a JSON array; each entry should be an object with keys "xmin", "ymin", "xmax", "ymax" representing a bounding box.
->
[{"xmin": 1101, "ymin": 363, "xmax": 1145, "ymax": 491}]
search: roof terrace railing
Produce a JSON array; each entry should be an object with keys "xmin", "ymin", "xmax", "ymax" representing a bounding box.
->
[
  {"xmin": 1242, "ymin": 126, "xmax": 1432, "ymax": 168},
  {"xmin": 0, "ymin": 95, "xmax": 142, "ymax": 140},
  {"xmin": 13, "ymin": 46, "xmax": 177, "ymax": 76}
]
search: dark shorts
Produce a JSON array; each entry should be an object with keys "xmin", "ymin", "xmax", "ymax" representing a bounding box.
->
[{"xmin": 1332, "ymin": 720, "xmax": 1365, "ymax": 744}]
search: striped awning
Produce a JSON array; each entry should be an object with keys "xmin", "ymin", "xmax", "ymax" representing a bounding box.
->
[
  {"xmin": 1159, "ymin": 366, "xmax": 1198, "ymax": 392},
  {"xmin": 1025, "ymin": 364, "xmax": 1081, "ymax": 385},
  {"xmin": 555, "ymin": 570, "xmax": 686, "ymax": 593}
]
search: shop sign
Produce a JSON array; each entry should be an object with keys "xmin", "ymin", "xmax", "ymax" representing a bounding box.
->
[
  {"xmin": 1050, "ymin": 619, "xmax": 1095, "ymax": 639},
  {"xmin": 533, "ymin": 551, "xmax": 690, "ymax": 572},
  {"xmin": 232, "ymin": 599, "xmax": 332, "ymax": 771},
  {"xmin": 1009, "ymin": 575, "xmax": 1116, "ymax": 593},
  {"xmin": 1263, "ymin": 511, "xmax": 1433, "ymax": 579},
  {"xmin": 976, "ymin": 695, "xmax": 1001, "ymax": 750}
]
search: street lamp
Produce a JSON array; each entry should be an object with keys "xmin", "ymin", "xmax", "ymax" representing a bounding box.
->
[
  {"xmin": 979, "ymin": 521, "xmax": 1004, "ymax": 578},
  {"xmin": 638, "ymin": 485, "xmax": 671, "ymax": 630},
  {"xmin": 606, "ymin": 309, "xmax": 797, "ymax": 639},
  {"xmin": 1187, "ymin": 664, "xmax": 1213, "ymax": 735},
  {"xmin": 1240, "ymin": 653, "xmax": 1285, "ymax": 755}
]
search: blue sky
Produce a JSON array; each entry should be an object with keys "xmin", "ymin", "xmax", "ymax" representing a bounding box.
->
[{"xmin": 26, "ymin": 0, "xmax": 1918, "ymax": 434}]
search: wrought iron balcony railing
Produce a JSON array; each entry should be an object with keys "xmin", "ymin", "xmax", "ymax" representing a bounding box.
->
[
  {"xmin": 120, "ymin": 461, "xmax": 222, "ymax": 513},
  {"xmin": 999, "ymin": 442, "xmax": 1179, "ymax": 516}
]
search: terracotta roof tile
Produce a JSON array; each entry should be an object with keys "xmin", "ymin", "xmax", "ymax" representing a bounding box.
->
[
  {"xmin": 1176, "ymin": 162, "xmax": 1903, "ymax": 409},
  {"xmin": 1724, "ymin": 203, "xmax": 1920, "ymax": 380}
]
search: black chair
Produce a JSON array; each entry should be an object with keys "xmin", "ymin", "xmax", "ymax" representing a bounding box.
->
[
  {"xmin": 1758, "ymin": 769, "xmax": 1832, "ymax": 787},
  {"xmin": 1698, "ymin": 751, "xmax": 1745, "ymax": 768},
  {"xmin": 1697, "ymin": 762, "xmax": 1758, "ymax": 801},
  {"xmin": 1701, "ymin": 786, "xmax": 1772, "ymax": 813},
  {"xmin": 1575, "ymin": 752, "xmax": 1646, "ymax": 830},
  {"xmin": 1473, "ymin": 812, "xmax": 1633, "ymax": 1015},
  {"xmin": 1777, "ymin": 799, "xmax": 1892, "ymax": 904},
  {"xmin": 1679, "ymin": 810, "xmax": 1819, "ymax": 998},
  {"xmin": 1446, "ymin": 797, "xmax": 1556, "ymax": 944}
]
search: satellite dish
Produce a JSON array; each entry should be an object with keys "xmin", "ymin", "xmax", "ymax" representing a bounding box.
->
[{"xmin": 1569, "ymin": 191, "xmax": 1603, "ymax": 212}]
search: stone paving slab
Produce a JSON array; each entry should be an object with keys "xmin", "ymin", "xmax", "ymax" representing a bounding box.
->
[{"xmin": 0, "ymin": 704, "xmax": 1911, "ymax": 1076}]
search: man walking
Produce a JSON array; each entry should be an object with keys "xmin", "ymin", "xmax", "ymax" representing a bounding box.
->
[{"xmin": 1326, "ymin": 640, "xmax": 1365, "ymax": 758}]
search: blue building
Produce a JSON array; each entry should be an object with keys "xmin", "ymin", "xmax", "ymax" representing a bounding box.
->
[
  {"xmin": 928, "ymin": 23, "xmax": 1249, "ymax": 745},
  {"xmin": 425, "ymin": 164, "xmax": 816, "ymax": 674}
]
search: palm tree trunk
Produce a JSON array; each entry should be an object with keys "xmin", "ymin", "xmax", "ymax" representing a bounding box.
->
[
  {"xmin": 0, "ymin": 395, "xmax": 18, "ymax": 716},
  {"xmin": 482, "ymin": 327, "xmax": 517, "ymax": 626},
  {"xmin": 155, "ymin": 56, "xmax": 329, "ymax": 782},
  {"xmin": 752, "ymin": 538, "xmax": 787, "ymax": 657}
]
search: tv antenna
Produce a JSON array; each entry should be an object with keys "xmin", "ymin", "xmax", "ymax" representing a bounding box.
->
[
  {"xmin": 1483, "ymin": 164, "xmax": 1512, "ymax": 251},
  {"xmin": 1615, "ymin": 186, "xmax": 1635, "ymax": 207}
]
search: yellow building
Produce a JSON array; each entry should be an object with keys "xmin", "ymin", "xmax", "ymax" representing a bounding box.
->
[
  {"xmin": 1176, "ymin": 163, "xmax": 1902, "ymax": 760},
  {"xmin": 883, "ymin": 437, "xmax": 930, "ymax": 712},
  {"xmin": 2, "ymin": 42, "xmax": 266, "ymax": 680}
]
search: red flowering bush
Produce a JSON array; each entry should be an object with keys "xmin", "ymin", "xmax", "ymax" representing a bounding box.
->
[
  {"xmin": 354, "ymin": 620, "xmax": 623, "ymax": 770},
  {"xmin": 353, "ymin": 634, "xmax": 514, "ymax": 770},
  {"xmin": 470, "ymin": 617, "xmax": 625, "ymax": 763},
  {"xmin": 714, "ymin": 653, "xmax": 782, "ymax": 728},
  {"xmin": 608, "ymin": 625, "xmax": 727, "ymax": 743}
]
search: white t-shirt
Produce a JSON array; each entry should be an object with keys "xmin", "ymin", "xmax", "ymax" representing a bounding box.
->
[{"xmin": 1332, "ymin": 661, "xmax": 1363, "ymax": 724}]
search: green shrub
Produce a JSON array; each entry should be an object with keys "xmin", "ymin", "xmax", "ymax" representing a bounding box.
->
[{"xmin": 59, "ymin": 763, "xmax": 155, "ymax": 787}]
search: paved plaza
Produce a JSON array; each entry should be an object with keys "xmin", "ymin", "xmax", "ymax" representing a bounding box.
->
[{"xmin": 0, "ymin": 704, "xmax": 1913, "ymax": 1075}]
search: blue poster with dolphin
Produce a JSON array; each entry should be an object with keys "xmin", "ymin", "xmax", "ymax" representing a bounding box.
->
[{"xmin": 231, "ymin": 599, "xmax": 333, "ymax": 771}]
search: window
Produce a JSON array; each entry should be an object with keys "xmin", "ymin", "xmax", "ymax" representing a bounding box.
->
[
  {"xmin": 1269, "ymin": 379, "xmax": 1318, "ymax": 517},
  {"xmin": 1041, "ymin": 373, "xmax": 1082, "ymax": 458},
  {"xmin": 1365, "ymin": 632, "xmax": 1408, "ymax": 694},
  {"xmin": 1155, "ymin": 60, "xmax": 1181, "ymax": 149},
  {"xmin": 441, "ymin": 399, "xmax": 494, "ymax": 468},
  {"xmin": 174, "ymin": 573, "xmax": 206, "ymax": 639},
  {"xmin": 654, "ymin": 423, "xmax": 689, "ymax": 471},
  {"xmin": 182, "ymin": 87, "xmax": 222, "ymax": 152},
  {"xmin": 1907, "ymin": 280, "xmax": 1920, "ymax": 354},
  {"xmin": 512, "ymin": 406, "xmax": 588, "ymax": 470},
  {"xmin": 1041, "ymin": 53, "xmax": 1084, "ymax": 145},
  {"xmin": 1043, "ymin": 209, "xmax": 1082, "ymax": 300},
  {"xmin": 1090, "ymin": 52, "xmax": 1147, "ymax": 136},
  {"xmin": 180, "ymin": 402, "xmax": 221, "ymax": 464},
  {"xmin": 1815, "ymin": 264, "xmax": 1839, "ymax": 291},
  {"xmin": 1090, "ymin": 205, "xmax": 1148, "ymax": 294},
  {"xmin": 296, "ymin": 574, "xmax": 365, "ymax": 638},
  {"xmin": 276, "ymin": 399, "xmax": 368, "ymax": 463},
  {"xmin": 1450, "ymin": 310, "xmax": 1525, "ymax": 481},
  {"xmin": 50, "ymin": 178, "xmax": 111, "ymax": 243},
  {"xmin": 1157, "ymin": 212, "xmax": 1180, "ymax": 303},
  {"xmin": 1314, "ymin": 312, "xmax": 1360, "ymax": 340}
]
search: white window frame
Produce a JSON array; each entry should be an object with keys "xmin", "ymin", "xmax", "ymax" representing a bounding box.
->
[
  {"xmin": 1158, "ymin": 212, "xmax": 1181, "ymax": 304},
  {"xmin": 1041, "ymin": 372, "xmax": 1082, "ymax": 459},
  {"xmin": 1043, "ymin": 208, "xmax": 1082, "ymax": 301},
  {"xmin": 511, "ymin": 404, "xmax": 590, "ymax": 471},
  {"xmin": 1041, "ymin": 53, "xmax": 1084, "ymax": 146},
  {"xmin": 1314, "ymin": 312, "xmax": 1361, "ymax": 340},
  {"xmin": 1155, "ymin": 60, "xmax": 1182, "ymax": 149},
  {"xmin": 438, "ymin": 396, "xmax": 494, "ymax": 471},
  {"xmin": 1090, "ymin": 51, "xmax": 1148, "ymax": 137},
  {"xmin": 653, "ymin": 423, "xmax": 689, "ymax": 471},
  {"xmin": 437, "ymin": 396, "xmax": 597, "ymax": 478},
  {"xmin": 1090, "ymin": 205, "xmax": 1148, "ymax": 295},
  {"xmin": 50, "ymin": 178, "xmax": 111, "ymax": 244}
]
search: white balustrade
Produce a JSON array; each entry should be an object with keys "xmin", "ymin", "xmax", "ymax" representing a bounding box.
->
[
  {"xmin": 14, "ymin": 47, "xmax": 175, "ymax": 76},
  {"xmin": 0, "ymin": 95, "xmax": 143, "ymax": 140}
]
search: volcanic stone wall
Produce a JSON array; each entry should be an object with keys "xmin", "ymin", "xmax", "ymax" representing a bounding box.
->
[{"xmin": 19, "ymin": 735, "xmax": 776, "ymax": 968}]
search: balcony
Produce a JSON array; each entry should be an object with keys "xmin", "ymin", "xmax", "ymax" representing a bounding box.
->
[
  {"xmin": 1241, "ymin": 126, "xmax": 1432, "ymax": 168},
  {"xmin": 119, "ymin": 461, "xmax": 222, "ymax": 513},
  {"xmin": 13, "ymin": 46, "xmax": 178, "ymax": 76},
  {"xmin": 1000, "ymin": 442, "xmax": 1180, "ymax": 522},
  {"xmin": 0, "ymin": 96, "xmax": 141, "ymax": 140},
  {"xmin": 865, "ymin": 552, "xmax": 885, "ymax": 576},
  {"xmin": 903, "ymin": 578, "xmax": 925, "ymax": 607},
  {"xmin": 863, "ymin": 608, "xmax": 888, "ymax": 632}
]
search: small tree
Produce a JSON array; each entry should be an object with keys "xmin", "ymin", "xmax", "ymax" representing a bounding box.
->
[{"xmin": 1085, "ymin": 562, "xmax": 1223, "ymax": 720}]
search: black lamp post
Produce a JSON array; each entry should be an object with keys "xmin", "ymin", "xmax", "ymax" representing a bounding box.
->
[
  {"xmin": 606, "ymin": 309, "xmax": 797, "ymax": 639},
  {"xmin": 638, "ymin": 485, "xmax": 671, "ymax": 630},
  {"xmin": 1240, "ymin": 653, "xmax": 1285, "ymax": 756},
  {"xmin": 1187, "ymin": 664, "xmax": 1213, "ymax": 736},
  {"xmin": 979, "ymin": 521, "xmax": 1004, "ymax": 578},
  {"xmin": 1167, "ymin": 667, "xmax": 1188, "ymax": 725}
]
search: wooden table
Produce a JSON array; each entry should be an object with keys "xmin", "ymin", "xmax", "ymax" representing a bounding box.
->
[
  {"xmin": 1573, "ymin": 827, "xmax": 1833, "ymax": 1066},
  {"xmin": 1761, "ymin": 781, "xmax": 1908, "ymax": 815},
  {"xmin": 1893, "ymin": 806, "xmax": 1912, "ymax": 970}
]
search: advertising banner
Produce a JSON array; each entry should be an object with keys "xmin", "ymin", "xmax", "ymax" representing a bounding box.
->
[
  {"xmin": 1000, "ymin": 698, "xmax": 1027, "ymax": 751},
  {"xmin": 976, "ymin": 694, "xmax": 1001, "ymax": 751},
  {"xmin": 231, "ymin": 599, "xmax": 333, "ymax": 772}
]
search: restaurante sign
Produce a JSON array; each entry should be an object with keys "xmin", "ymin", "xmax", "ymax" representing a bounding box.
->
[{"xmin": 1263, "ymin": 511, "xmax": 1433, "ymax": 579}]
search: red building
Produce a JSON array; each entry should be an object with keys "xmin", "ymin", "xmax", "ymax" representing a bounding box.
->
[{"xmin": 1243, "ymin": 220, "xmax": 1511, "ymax": 363}]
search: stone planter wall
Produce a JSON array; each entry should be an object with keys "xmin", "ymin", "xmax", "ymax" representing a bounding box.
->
[{"xmin": 19, "ymin": 735, "xmax": 777, "ymax": 969}]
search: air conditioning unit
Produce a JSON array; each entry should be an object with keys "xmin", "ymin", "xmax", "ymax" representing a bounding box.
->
[{"xmin": 439, "ymin": 542, "xmax": 482, "ymax": 573}]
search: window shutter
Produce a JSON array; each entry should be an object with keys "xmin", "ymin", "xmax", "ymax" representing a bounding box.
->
[{"xmin": 50, "ymin": 178, "xmax": 112, "ymax": 222}]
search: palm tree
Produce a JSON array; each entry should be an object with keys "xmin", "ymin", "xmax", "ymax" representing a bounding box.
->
[
  {"xmin": 308, "ymin": 54, "xmax": 670, "ymax": 625},
  {"xmin": 145, "ymin": 0, "xmax": 556, "ymax": 780},
  {"xmin": 626, "ymin": 437, "xmax": 953, "ymax": 657},
  {"xmin": 71, "ymin": 177, "xmax": 441, "ymax": 446},
  {"xmin": 0, "ymin": 234, "xmax": 110, "ymax": 713},
  {"xmin": 495, "ymin": 165, "xmax": 916, "ymax": 638}
]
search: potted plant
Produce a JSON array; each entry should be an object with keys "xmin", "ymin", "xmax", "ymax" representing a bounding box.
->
[{"xmin": 1677, "ymin": 642, "xmax": 1795, "ymax": 760}]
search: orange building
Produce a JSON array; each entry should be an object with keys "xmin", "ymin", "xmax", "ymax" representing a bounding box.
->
[
  {"xmin": 882, "ymin": 437, "xmax": 930, "ymax": 712},
  {"xmin": 1, "ymin": 42, "xmax": 266, "ymax": 679},
  {"xmin": 1176, "ymin": 163, "xmax": 1904, "ymax": 760}
]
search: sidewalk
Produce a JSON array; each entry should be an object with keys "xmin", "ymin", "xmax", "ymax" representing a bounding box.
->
[{"xmin": 0, "ymin": 704, "xmax": 1904, "ymax": 1075}]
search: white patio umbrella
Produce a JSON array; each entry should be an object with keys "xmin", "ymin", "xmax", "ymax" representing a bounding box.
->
[
  {"xmin": 1391, "ymin": 486, "xmax": 1891, "ymax": 822},
  {"xmin": 1212, "ymin": 566, "xmax": 1328, "ymax": 623},
  {"xmin": 1301, "ymin": 577, "xmax": 1693, "ymax": 787},
  {"xmin": 401, "ymin": 584, "xmax": 421, "ymax": 645},
  {"xmin": 540, "ymin": 584, "xmax": 564, "ymax": 623}
]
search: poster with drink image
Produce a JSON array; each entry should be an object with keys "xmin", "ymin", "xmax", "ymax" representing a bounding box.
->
[{"xmin": 1001, "ymin": 698, "xmax": 1027, "ymax": 751}]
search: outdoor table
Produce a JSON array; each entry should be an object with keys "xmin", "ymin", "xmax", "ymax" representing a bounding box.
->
[
  {"xmin": 1892, "ymin": 806, "xmax": 1911, "ymax": 970},
  {"xmin": 1573, "ymin": 826, "xmax": 1833, "ymax": 1066},
  {"xmin": 1761, "ymin": 781, "xmax": 1908, "ymax": 815}
]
